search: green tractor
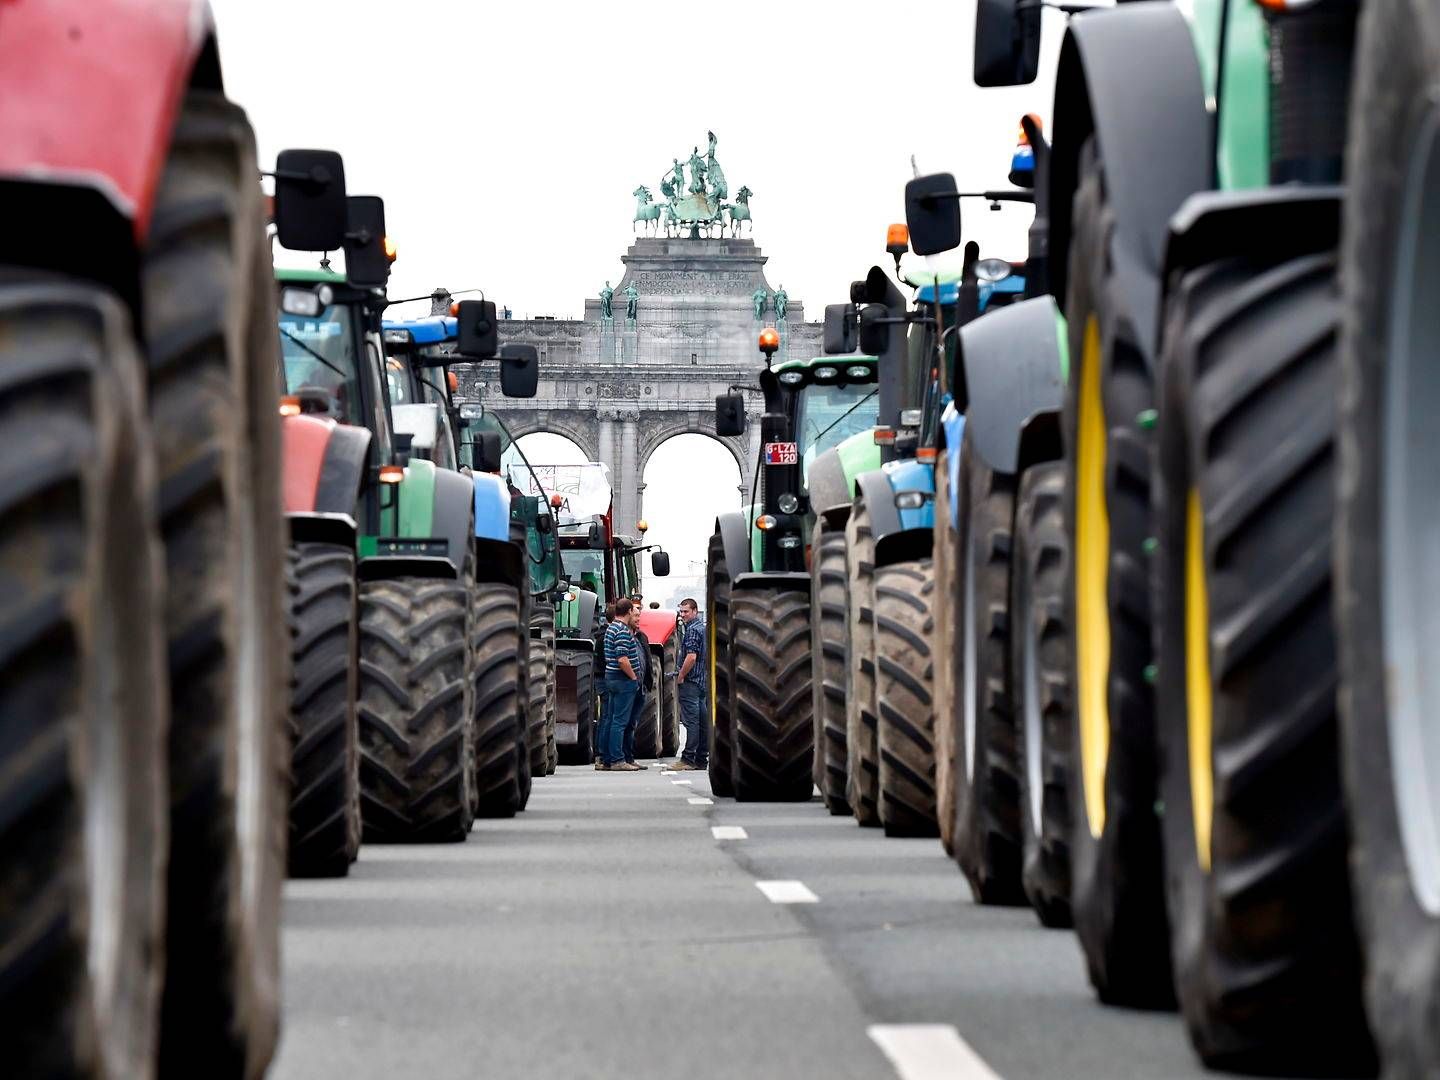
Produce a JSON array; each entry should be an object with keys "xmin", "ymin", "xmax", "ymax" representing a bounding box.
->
[
  {"xmin": 915, "ymin": 0, "xmax": 1440, "ymax": 1070},
  {"xmin": 539, "ymin": 463, "xmax": 677, "ymax": 764},
  {"xmin": 380, "ymin": 311, "xmax": 553, "ymax": 811},
  {"xmin": 708, "ymin": 330, "xmax": 880, "ymax": 800}
]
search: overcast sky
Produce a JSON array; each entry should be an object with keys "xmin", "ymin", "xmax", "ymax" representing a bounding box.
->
[{"xmin": 213, "ymin": 0, "xmax": 1059, "ymax": 590}]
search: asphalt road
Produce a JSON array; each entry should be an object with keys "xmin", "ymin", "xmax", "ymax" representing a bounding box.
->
[{"xmin": 270, "ymin": 763, "xmax": 1307, "ymax": 1080}]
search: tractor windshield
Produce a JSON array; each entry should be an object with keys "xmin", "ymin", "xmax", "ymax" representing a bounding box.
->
[
  {"xmin": 561, "ymin": 547, "xmax": 606, "ymax": 599},
  {"xmin": 278, "ymin": 302, "xmax": 364, "ymax": 424},
  {"xmin": 796, "ymin": 381, "xmax": 879, "ymax": 472}
]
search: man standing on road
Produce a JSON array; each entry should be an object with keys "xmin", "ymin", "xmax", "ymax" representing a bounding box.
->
[
  {"xmin": 599, "ymin": 598, "xmax": 643, "ymax": 772},
  {"xmin": 671, "ymin": 598, "xmax": 708, "ymax": 771},
  {"xmin": 622, "ymin": 602, "xmax": 649, "ymax": 769}
]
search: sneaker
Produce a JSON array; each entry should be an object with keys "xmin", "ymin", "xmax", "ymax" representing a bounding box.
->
[{"xmin": 594, "ymin": 761, "xmax": 610, "ymax": 771}]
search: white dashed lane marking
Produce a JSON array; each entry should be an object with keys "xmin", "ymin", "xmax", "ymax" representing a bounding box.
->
[
  {"xmin": 755, "ymin": 880, "xmax": 818, "ymax": 904},
  {"xmin": 867, "ymin": 1024, "xmax": 1002, "ymax": 1080},
  {"xmin": 687, "ymin": 797, "xmax": 714, "ymax": 806},
  {"xmin": 670, "ymin": 779, "xmax": 693, "ymax": 785},
  {"xmin": 711, "ymin": 826, "xmax": 747, "ymax": 840}
]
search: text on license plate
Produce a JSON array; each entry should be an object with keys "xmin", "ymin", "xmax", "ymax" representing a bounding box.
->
[{"xmin": 765, "ymin": 441, "xmax": 798, "ymax": 465}]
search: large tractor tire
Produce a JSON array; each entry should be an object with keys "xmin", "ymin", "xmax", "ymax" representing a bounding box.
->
[
  {"xmin": 525, "ymin": 626, "xmax": 548, "ymax": 787},
  {"xmin": 810, "ymin": 521, "xmax": 852, "ymax": 815},
  {"xmin": 933, "ymin": 447, "xmax": 961, "ymax": 855},
  {"xmin": 555, "ymin": 648, "xmax": 595, "ymax": 765},
  {"xmin": 952, "ymin": 439, "xmax": 1025, "ymax": 904},
  {"xmin": 286, "ymin": 542, "xmax": 360, "ymax": 878},
  {"xmin": 1338, "ymin": 5, "xmax": 1440, "ymax": 1072},
  {"xmin": 472, "ymin": 582, "xmax": 527, "ymax": 819},
  {"xmin": 358, "ymin": 578, "xmax": 476, "ymax": 841},
  {"xmin": 145, "ymin": 91, "xmax": 289, "ymax": 1077},
  {"xmin": 707, "ymin": 530, "xmax": 736, "ymax": 797},
  {"xmin": 1061, "ymin": 137, "xmax": 1172, "ymax": 1007},
  {"xmin": 529, "ymin": 599, "xmax": 556, "ymax": 778},
  {"xmin": 660, "ymin": 632, "xmax": 680, "ymax": 758},
  {"xmin": 874, "ymin": 559, "xmax": 939, "ymax": 838},
  {"xmin": 1011, "ymin": 463, "xmax": 1073, "ymax": 929},
  {"xmin": 844, "ymin": 494, "xmax": 881, "ymax": 825},
  {"xmin": 0, "ymin": 284, "xmax": 168, "ymax": 1078},
  {"xmin": 1155, "ymin": 252, "xmax": 1373, "ymax": 1072},
  {"xmin": 633, "ymin": 635, "xmax": 663, "ymax": 760},
  {"xmin": 730, "ymin": 586, "xmax": 815, "ymax": 801},
  {"xmin": 526, "ymin": 620, "xmax": 549, "ymax": 781}
]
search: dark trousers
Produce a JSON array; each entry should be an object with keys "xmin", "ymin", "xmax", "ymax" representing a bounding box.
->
[
  {"xmin": 601, "ymin": 676, "xmax": 638, "ymax": 765},
  {"xmin": 679, "ymin": 682, "xmax": 708, "ymax": 766}
]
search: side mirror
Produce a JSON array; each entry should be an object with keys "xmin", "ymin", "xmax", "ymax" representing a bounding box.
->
[
  {"xmin": 393, "ymin": 431, "xmax": 414, "ymax": 468},
  {"xmin": 273, "ymin": 149, "xmax": 347, "ymax": 251},
  {"xmin": 476, "ymin": 430, "xmax": 502, "ymax": 474},
  {"xmin": 715, "ymin": 393, "xmax": 745, "ymax": 437},
  {"xmin": 588, "ymin": 522, "xmax": 605, "ymax": 549},
  {"xmin": 906, "ymin": 173, "xmax": 962, "ymax": 256},
  {"xmin": 344, "ymin": 195, "xmax": 391, "ymax": 287},
  {"xmin": 974, "ymin": 0, "xmax": 1042, "ymax": 88},
  {"xmin": 823, "ymin": 304, "xmax": 857, "ymax": 355},
  {"xmin": 537, "ymin": 514, "xmax": 554, "ymax": 535},
  {"xmin": 499, "ymin": 342, "xmax": 539, "ymax": 398},
  {"xmin": 859, "ymin": 304, "xmax": 891, "ymax": 355},
  {"xmin": 650, "ymin": 551, "xmax": 671, "ymax": 577},
  {"xmin": 457, "ymin": 300, "xmax": 499, "ymax": 359}
]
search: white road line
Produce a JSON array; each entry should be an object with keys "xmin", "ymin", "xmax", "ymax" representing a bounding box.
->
[
  {"xmin": 755, "ymin": 880, "xmax": 818, "ymax": 904},
  {"xmin": 670, "ymin": 779, "xmax": 693, "ymax": 785},
  {"xmin": 686, "ymin": 796, "xmax": 714, "ymax": 806},
  {"xmin": 867, "ymin": 1024, "xmax": 1002, "ymax": 1080},
  {"xmin": 711, "ymin": 825, "xmax": 747, "ymax": 840}
]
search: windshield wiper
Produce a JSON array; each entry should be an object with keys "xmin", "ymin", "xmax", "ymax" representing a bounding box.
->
[
  {"xmin": 808, "ymin": 389, "xmax": 879, "ymax": 449},
  {"xmin": 279, "ymin": 326, "xmax": 349, "ymax": 382}
]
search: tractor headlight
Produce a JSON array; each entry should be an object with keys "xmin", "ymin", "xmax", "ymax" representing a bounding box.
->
[
  {"xmin": 777, "ymin": 534, "xmax": 801, "ymax": 549},
  {"xmin": 975, "ymin": 258, "xmax": 1013, "ymax": 283},
  {"xmin": 777, "ymin": 492, "xmax": 800, "ymax": 514},
  {"xmin": 846, "ymin": 364, "xmax": 874, "ymax": 381},
  {"xmin": 280, "ymin": 287, "xmax": 321, "ymax": 317},
  {"xmin": 895, "ymin": 490, "xmax": 930, "ymax": 510},
  {"xmin": 812, "ymin": 365, "xmax": 839, "ymax": 383},
  {"xmin": 778, "ymin": 370, "xmax": 805, "ymax": 387}
]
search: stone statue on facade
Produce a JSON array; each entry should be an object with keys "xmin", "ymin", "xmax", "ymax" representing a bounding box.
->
[
  {"xmin": 600, "ymin": 281, "xmax": 614, "ymax": 321},
  {"xmin": 705, "ymin": 129, "xmax": 727, "ymax": 202},
  {"xmin": 624, "ymin": 283, "xmax": 639, "ymax": 324},
  {"xmin": 752, "ymin": 286, "xmax": 768, "ymax": 320},
  {"xmin": 726, "ymin": 186, "xmax": 753, "ymax": 237},
  {"xmin": 649, "ymin": 132, "xmax": 751, "ymax": 239},
  {"xmin": 774, "ymin": 284, "xmax": 788, "ymax": 320},
  {"xmin": 632, "ymin": 186, "xmax": 663, "ymax": 234},
  {"xmin": 687, "ymin": 146, "xmax": 707, "ymax": 195}
]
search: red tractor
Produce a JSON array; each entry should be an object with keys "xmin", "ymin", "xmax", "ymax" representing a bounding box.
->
[{"xmin": 0, "ymin": 4, "xmax": 332, "ymax": 1074}]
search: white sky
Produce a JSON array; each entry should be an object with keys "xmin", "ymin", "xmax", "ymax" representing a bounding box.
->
[{"xmin": 212, "ymin": 0, "xmax": 1059, "ymax": 592}]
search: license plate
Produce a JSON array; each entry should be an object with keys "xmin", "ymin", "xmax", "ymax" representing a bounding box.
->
[{"xmin": 764, "ymin": 441, "xmax": 798, "ymax": 465}]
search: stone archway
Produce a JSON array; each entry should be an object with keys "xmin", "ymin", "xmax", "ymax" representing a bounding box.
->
[{"xmin": 636, "ymin": 421, "xmax": 752, "ymax": 529}]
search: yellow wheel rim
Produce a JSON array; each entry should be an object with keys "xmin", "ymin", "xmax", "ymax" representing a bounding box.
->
[
  {"xmin": 1075, "ymin": 315, "xmax": 1111, "ymax": 838},
  {"xmin": 1185, "ymin": 488, "xmax": 1214, "ymax": 872}
]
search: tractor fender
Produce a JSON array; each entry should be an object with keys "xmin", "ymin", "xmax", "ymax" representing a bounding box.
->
[
  {"xmin": 872, "ymin": 458, "xmax": 935, "ymax": 569},
  {"xmin": 471, "ymin": 470, "xmax": 512, "ymax": 543},
  {"xmin": 1161, "ymin": 187, "xmax": 1344, "ymax": 309},
  {"xmin": 716, "ymin": 510, "xmax": 751, "ymax": 578},
  {"xmin": 1015, "ymin": 409, "xmax": 1064, "ymax": 478},
  {"xmin": 855, "ymin": 468, "xmax": 904, "ymax": 552},
  {"xmin": 731, "ymin": 572, "xmax": 811, "ymax": 593},
  {"xmin": 1049, "ymin": 3, "xmax": 1211, "ymax": 359},
  {"xmin": 0, "ymin": 0, "xmax": 218, "ymax": 238},
  {"xmin": 432, "ymin": 466, "xmax": 477, "ymax": 577},
  {"xmin": 283, "ymin": 414, "xmax": 371, "ymax": 515},
  {"xmin": 807, "ymin": 448, "xmax": 852, "ymax": 525},
  {"xmin": 473, "ymin": 536, "xmax": 525, "ymax": 591},
  {"xmin": 959, "ymin": 296, "xmax": 1066, "ymax": 477},
  {"xmin": 357, "ymin": 556, "xmax": 456, "ymax": 582},
  {"xmin": 636, "ymin": 609, "xmax": 680, "ymax": 648},
  {"xmin": 940, "ymin": 404, "xmax": 965, "ymax": 531}
]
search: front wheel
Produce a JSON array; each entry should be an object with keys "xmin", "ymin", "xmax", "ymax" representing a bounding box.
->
[
  {"xmin": 706, "ymin": 531, "xmax": 735, "ymax": 797},
  {"xmin": 730, "ymin": 587, "xmax": 814, "ymax": 801},
  {"xmin": 844, "ymin": 495, "xmax": 881, "ymax": 825},
  {"xmin": 874, "ymin": 559, "xmax": 939, "ymax": 838},
  {"xmin": 810, "ymin": 521, "xmax": 851, "ymax": 815}
]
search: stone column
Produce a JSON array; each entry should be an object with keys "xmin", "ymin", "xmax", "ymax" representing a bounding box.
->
[
  {"xmin": 597, "ymin": 407, "xmax": 616, "ymax": 481},
  {"xmin": 616, "ymin": 410, "xmax": 640, "ymax": 534}
]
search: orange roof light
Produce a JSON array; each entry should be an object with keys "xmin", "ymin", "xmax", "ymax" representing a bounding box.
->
[
  {"xmin": 449, "ymin": 301, "xmax": 461, "ymax": 317},
  {"xmin": 637, "ymin": 519, "xmax": 649, "ymax": 533},
  {"xmin": 758, "ymin": 327, "xmax": 781, "ymax": 355},
  {"xmin": 550, "ymin": 494, "xmax": 564, "ymax": 508},
  {"xmin": 278, "ymin": 395, "xmax": 301, "ymax": 417},
  {"xmin": 886, "ymin": 223, "xmax": 910, "ymax": 251},
  {"xmin": 383, "ymin": 236, "xmax": 398, "ymax": 261},
  {"xmin": 379, "ymin": 464, "xmax": 405, "ymax": 484},
  {"xmin": 447, "ymin": 371, "xmax": 459, "ymax": 393}
]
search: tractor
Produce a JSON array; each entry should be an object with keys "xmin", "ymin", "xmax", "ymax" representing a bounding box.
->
[
  {"xmin": 0, "ymin": 3, "xmax": 310, "ymax": 1072},
  {"xmin": 708, "ymin": 332, "xmax": 880, "ymax": 800},
  {"xmin": 381, "ymin": 311, "xmax": 561, "ymax": 800},
  {"xmin": 906, "ymin": 0, "xmax": 1437, "ymax": 1071},
  {"xmin": 531, "ymin": 463, "xmax": 677, "ymax": 763}
]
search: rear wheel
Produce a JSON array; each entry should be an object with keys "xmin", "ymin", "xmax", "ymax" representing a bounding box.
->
[
  {"xmin": 472, "ymin": 583, "xmax": 525, "ymax": 819},
  {"xmin": 358, "ymin": 578, "xmax": 475, "ymax": 841},
  {"xmin": 1062, "ymin": 136, "xmax": 1172, "ymax": 1006},
  {"xmin": 844, "ymin": 495, "xmax": 881, "ymax": 826},
  {"xmin": 1155, "ymin": 252, "xmax": 1372, "ymax": 1071},
  {"xmin": 1011, "ymin": 463, "xmax": 1074, "ymax": 928},
  {"xmin": 933, "ymin": 448, "xmax": 961, "ymax": 854},
  {"xmin": 286, "ymin": 542, "xmax": 359, "ymax": 878},
  {"xmin": 661, "ymin": 632, "xmax": 680, "ymax": 758},
  {"xmin": 875, "ymin": 560, "xmax": 939, "ymax": 838},
  {"xmin": 1337, "ymin": 6, "xmax": 1440, "ymax": 1071},
  {"xmin": 810, "ymin": 521, "xmax": 851, "ymax": 815},
  {"xmin": 555, "ymin": 649, "xmax": 595, "ymax": 765},
  {"xmin": 707, "ymin": 530, "xmax": 735, "ymax": 797},
  {"xmin": 730, "ymin": 587, "xmax": 814, "ymax": 801},
  {"xmin": 953, "ymin": 439, "xmax": 1024, "ymax": 904},
  {"xmin": 145, "ymin": 91, "xmax": 288, "ymax": 1076},
  {"xmin": 0, "ymin": 283, "xmax": 167, "ymax": 1078}
]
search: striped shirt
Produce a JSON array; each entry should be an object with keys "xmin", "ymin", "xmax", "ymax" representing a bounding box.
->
[{"xmin": 603, "ymin": 620, "xmax": 642, "ymax": 678}]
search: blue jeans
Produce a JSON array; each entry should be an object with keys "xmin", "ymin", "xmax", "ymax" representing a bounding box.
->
[
  {"xmin": 601, "ymin": 675, "xmax": 639, "ymax": 765},
  {"xmin": 625, "ymin": 688, "xmax": 642, "ymax": 763},
  {"xmin": 679, "ymin": 682, "xmax": 707, "ymax": 766}
]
